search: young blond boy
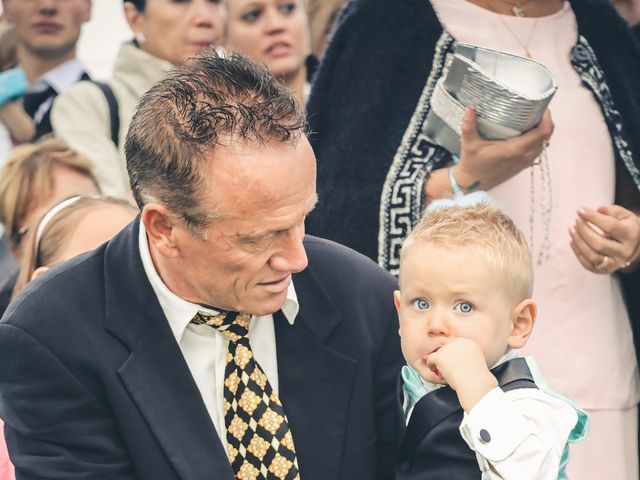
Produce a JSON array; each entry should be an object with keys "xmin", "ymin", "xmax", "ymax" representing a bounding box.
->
[{"xmin": 394, "ymin": 204, "xmax": 588, "ymax": 480}]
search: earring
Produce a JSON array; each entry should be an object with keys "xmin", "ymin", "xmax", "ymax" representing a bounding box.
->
[{"xmin": 135, "ymin": 32, "xmax": 146, "ymax": 44}]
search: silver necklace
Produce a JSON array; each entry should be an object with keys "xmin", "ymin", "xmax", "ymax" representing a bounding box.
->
[{"xmin": 529, "ymin": 145, "xmax": 552, "ymax": 265}]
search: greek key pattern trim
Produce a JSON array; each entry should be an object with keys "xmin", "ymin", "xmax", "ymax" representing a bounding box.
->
[
  {"xmin": 378, "ymin": 32, "xmax": 454, "ymax": 275},
  {"xmin": 571, "ymin": 35, "xmax": 640, "ymax": 190}
]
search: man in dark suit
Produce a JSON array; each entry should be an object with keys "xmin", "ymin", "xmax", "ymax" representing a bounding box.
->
[{"xmin": 0, "ymin": 52, "xmax": 403, "ymax": 479}]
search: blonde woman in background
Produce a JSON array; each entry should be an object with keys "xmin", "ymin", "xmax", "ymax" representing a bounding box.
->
[
  {"xmin": 0, "ymin": 139, "xmax": 99, "ymax": 317},
  {"xmin": 224, "ymin": 0, "xmax": 312, "ymax": 105}
]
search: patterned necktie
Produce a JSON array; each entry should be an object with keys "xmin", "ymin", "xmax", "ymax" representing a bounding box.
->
[{"xmin": 192, "ymin": 311, "xmax": 300, "ymax": 480}]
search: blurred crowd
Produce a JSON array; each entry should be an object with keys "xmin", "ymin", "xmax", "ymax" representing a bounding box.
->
[{"xmin": 1, "ymin": 0, "xmax": 640, "ymax": 479}]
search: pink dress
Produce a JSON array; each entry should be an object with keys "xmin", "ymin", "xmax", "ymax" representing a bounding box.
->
[
  {"xmin": 431, "ymin": 1, "xmax": 640, "ymax": 478},
  {"xmin": 0, "ymin": 419, "xmax": 15, "ymax": 480}
]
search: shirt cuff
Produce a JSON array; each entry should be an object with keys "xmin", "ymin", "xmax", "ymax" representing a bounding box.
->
[{"xmin": 459, "ymin": 386, "xmax": 534, "ymax": 461}]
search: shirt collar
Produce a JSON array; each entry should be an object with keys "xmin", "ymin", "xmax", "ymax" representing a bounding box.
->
[
  {"xmin": 138, "ymin": 220, "xmax": 299, "ymax": 343},
  {"xmin": 30, "ymin": 58, "xmax": 84, "ymax": 94}
]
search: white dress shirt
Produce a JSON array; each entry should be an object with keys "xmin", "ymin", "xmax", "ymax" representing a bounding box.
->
[
  {"xmin": 138, "ymin": 222, "xmax": 299, "ymax": 446},
  {"xmin": 460, "ymin": 386, "xmax": 578, "ymax": 480}
]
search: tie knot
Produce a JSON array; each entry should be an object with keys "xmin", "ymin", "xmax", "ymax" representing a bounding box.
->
[{"xmin": 191, "ymin": 311, "xmax": 252, "ymax": 342}]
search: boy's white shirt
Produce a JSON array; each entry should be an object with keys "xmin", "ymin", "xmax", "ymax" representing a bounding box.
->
[
  {"xmin": 460, "ymin": 385, "xmax": 577, "ymax": 479},
  {"xmin": 405, "ymin": 352, "xmax": 578, "ymax": 480}
]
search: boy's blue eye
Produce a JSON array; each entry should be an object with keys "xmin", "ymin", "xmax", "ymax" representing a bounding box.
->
[
  {"xmin": 454, "ymin": 302, "xmax": 474, "ymax": 314},
  {"xmin": 413, "ymin": 298, "xmax": 430, "ymax": 310}
]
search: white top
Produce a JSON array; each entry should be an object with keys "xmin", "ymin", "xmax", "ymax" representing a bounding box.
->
[
  {"xmin": 431, "ymin": 0, "xmax": 640, "ymax": 409},
  {"xmin": 138, "ymin": 221, "xmax": 299, "ymax": 446},
  {"xmin": 27, "ymin": 58, "xmax": 84, "ymax": 124}
]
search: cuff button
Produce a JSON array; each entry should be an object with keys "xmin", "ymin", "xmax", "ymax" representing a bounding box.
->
[{"xmin": 479, "ymin": 428, "xmax": 491, "ymax": 443}]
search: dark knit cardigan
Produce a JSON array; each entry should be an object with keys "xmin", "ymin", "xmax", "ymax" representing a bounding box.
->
[{"xmin": 306, "ymin": 0, "xmax": 640, "ymax": 368}]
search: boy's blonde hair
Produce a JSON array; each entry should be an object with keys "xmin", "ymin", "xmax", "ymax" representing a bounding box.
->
[{"xmin": 405, "ymin": 204, "xmax": 533, "ymax": 301}]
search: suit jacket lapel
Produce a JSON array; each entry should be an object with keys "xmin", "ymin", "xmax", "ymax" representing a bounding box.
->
[
  {"xmin": 103, "ymin": 220, "xmax": 233, "ymax": 480},
  {"xmin": 275, "ymin": 264, "xmax": 357, "ymax": 480}
]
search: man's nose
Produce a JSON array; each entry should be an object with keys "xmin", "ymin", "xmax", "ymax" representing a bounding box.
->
[{"xmin": 270, "ymin": 226, "xmax": 308, "ymax": 273}]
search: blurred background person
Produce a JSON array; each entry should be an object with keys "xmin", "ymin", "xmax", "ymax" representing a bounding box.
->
[
  {"xmin": 0, "ymin": 139, "xmax": 99, "ymax": 317},
  {"xmin": 51, "ymin": 0, "xmax": 226, "ymax": 198},
  {"xmin": 306, "ymin": 0, "xmax": 346, "ymax": 59},
  {"xmin": 13, "ymin": 196, "xmax": 137, "ymax": 296},
  {"xmin": 224, "ymin": 0, "xmax": 312, "ymax": 105},
  {"xmin": 1, "ymin": 0, "xmax": 92, "ymax": 141},
  {"xmin": 0, "ymin": 16, "xmax": 33, "ymax": 163},
  {"xmin": 306, "ymin": 0, "xmax": 640, "ymax": 477}
]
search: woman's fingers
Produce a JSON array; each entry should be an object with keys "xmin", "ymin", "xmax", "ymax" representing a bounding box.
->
[
  {"xmin": 570, "ymin": 205, "xmax": 640, "ymax": 273},
  {"xmin": 577, "ymin": 206, "xmax": 640, "ymax": 259},
  {"xmin": 570, "ymin": 223, "xmax": 607, "ymax": 265}
]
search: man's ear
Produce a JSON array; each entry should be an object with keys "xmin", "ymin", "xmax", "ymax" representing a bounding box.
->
[
  {"xmin": 31, "ymin": 266, "xmax": 50, "ymax": 281},
  {"xmin": 141, "ymin": 204, "xmax": 181, "ymax": 259},
  {"xmin": 507, "ymin": 298, "xmax": 536, "ymax": 349}
]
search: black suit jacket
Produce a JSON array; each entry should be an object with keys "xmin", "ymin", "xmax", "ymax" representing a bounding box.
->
[{"xmin": 0, "ymin": 220, "xmax": 403, "ymax": 480}]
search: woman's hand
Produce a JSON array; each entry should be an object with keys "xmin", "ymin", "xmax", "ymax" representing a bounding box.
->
[
  {"xmin": 453, "ymin": 108, "xmax": 554, "ymax": 192},
  {"xmin": 569, "ymin": 205, "xmax": 640, "ymax": 274}
]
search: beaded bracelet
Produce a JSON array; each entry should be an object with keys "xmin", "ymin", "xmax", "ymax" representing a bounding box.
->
[{"xmin": 448, "ymin": 166, "xmax": 463, "ymax": 198}]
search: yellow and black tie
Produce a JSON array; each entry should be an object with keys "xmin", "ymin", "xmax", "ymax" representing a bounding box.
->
[{"xmin": 192, "ymin": 311, "xmax": 300, "ymax": 480}]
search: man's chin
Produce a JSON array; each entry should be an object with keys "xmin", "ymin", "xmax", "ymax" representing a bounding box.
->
[{"xmin": 248, "ymin": 292, "xmax": 289, "ymax": 317}]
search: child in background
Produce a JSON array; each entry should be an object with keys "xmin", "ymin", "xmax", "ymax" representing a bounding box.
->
[
  {"xmin": 13, "ymin": 195, "xmax": 138, "ymax": 296},
  {"xmin": 394, "ymin": 204, "xmax": 588, "ymax": 479}
]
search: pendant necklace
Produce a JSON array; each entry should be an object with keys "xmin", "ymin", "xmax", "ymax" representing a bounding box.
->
[
  {"xmin": 501, "ymin": 0, "xmax": 534, "ymax": 17},
  {"xmin": 495, "ymin": 14, "xmax": 539, "ymax": 58}
]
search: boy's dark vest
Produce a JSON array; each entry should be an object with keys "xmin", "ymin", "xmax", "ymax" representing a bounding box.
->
[{"xmin": 396, "ymin": 358, "xmax": 537, "ymax": 480}]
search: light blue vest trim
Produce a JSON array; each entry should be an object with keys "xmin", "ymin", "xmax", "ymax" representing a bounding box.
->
[
  {"xmin": 401, "ymin": 356, "xmax": 589, "ymax": 478},
  {"xmin": 524, "ymin": 357, "xmax": 590, "ymax": 480}
]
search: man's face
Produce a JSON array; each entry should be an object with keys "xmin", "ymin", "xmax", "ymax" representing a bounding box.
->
[
  {"xmin": 165, "ymin": 136, "xmax": 317, "ymax": 316},
  {"xmin": 3, "ymin": 0, "xmax": 91, "ymax": 60}
]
